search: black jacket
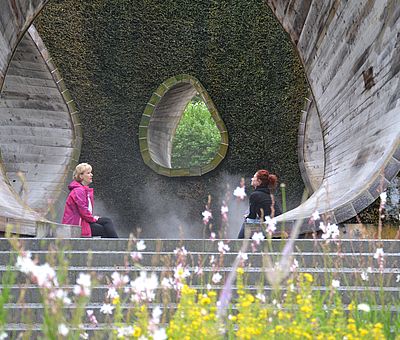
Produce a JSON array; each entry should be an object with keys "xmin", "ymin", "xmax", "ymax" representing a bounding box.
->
[{"xmin": 247, "ymin": 186, "xmax": 281, "ymax": 220}]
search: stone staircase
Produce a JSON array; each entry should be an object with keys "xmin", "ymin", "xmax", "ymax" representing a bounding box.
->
[{"xmin": 0, "ymin": 238, "xmax": 399, "ymax": 337}]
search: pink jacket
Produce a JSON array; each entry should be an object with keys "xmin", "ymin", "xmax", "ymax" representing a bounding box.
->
[{"xmin": 62, "ymin": 180, "xmax": 96, "ymax": 237}]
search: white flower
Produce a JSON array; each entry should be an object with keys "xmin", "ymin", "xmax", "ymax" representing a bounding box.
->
[
  {"xmin": 100, "ymin": 303, "xmax": 114, "ymax": 315},
  {"xmin": 74, "ymin": 273, "xmax": 91, "ymax": 297},
  {"xmin": 221, "ymin": 205, "xmax": 229, "ymax": 214},
  {"xmin": 380, "ymin": 192, "xmax": 387, "ymax": 205},
  {"xmin": 202, "ymin": 210, "xmax": 212, "ymax": 224},
  {"xmin": 194, "ymin": 266, "xmax": 203, "ymax": 275},
  {"xmin": 77, "ymin": 273, "xmax": 91, "ymax": 287},
  {"xmin": 367, "ymin": 266, "xmax": 373, "ymax": 273},
  {"xmin": 264, "ymin": 216, "xmax": 277, "ymax": 233},
  {"xmin": 136, "ymin": 240, "xmax": 146, "ymax": 251},
  {"xmin": 210, "ymin": 255, "xmax": 216, "ymax": 264},
  {"xmin": 107, "ymin": 287, "xmax": 119, "ymax": 299},
  {"xmin": 396, "ymin": 274, "xmax": 400, "ymax": 283},
  {"xmin": 290, "ymin": 259, "xmax": 299, "ymax": 272},
  {"xmin": 361, "ymin": 271, "xmax": 369, "ymax": 281},
  {"xmin": 0, "ymin": 332, "xmax": 7, "ymax": 340},
  {"xmin": 32, "ymin": 263, "xmax": 58, "ymax": 288},
  {"xmin": 374, "ymin": 248, "xmax": 384, "ymax": 259},
  {"xmin": 251, "ymin": 232, "xmax": 265, "ymax": 244},
  {"xmin": 55, "ymin": 289, "xmax": 71, "ymax": 305},
  {"xmin": 152, "ymin": 306, "xmax": 163, "ymax": 324},
  {"xmin": 210, "ymin": 232, "xmax": 216, "ymax": 240},
  {"xmin": 161, "ymin": 277, "xmax": 173, "ymax": 289},
  {"xmin": 16, "ymin": 251, "xmax": 35, "ymax": 274},
  {"xmin": 117, "ymin": 326, "xmax": 133, "ymax": 338},
  {"xmin": 212, "ymin": 272, "xmax": 222, "ymax": 284},
  {"xmin": 58, "ymin": 324, "xmax": 69, "ymax": 336},
  {"xmin": 130, "ymin": 251, "xmax": 143, "ymax": 261},
  {"xmin": 233, "ymin": 186, "xmax": 246, "ymax": 200},
  {"xmin": 255, "ymin": 293, "xmax": 266, "ymax": 303},
  {"xmin": 174, "ymin": 246, "xmax": 188, "ymax": 256},
  {"xmin": 129, "ymin": 271, "xmax": 158, "ymax": 302},
  {"xmin": 218, "ymin": 241, "xmax": 230, "ymax": 254},
  {"xmin": 111, "ymin": 272, "xmax": 129, "ymax": 287},
  {"xmin": 238, "ymin": 251, "xmax": 248, "ymax": 261},
  {"xmin": 174, "ymin": 264, "xmax": 190, "ymax": 281},
  {"xmin": 320, "ymin": 222, "xmax": 340, "ymax": 240},
  {"xmin": 152, "ymin": 328, "xmax": 167, "ymax": 340},
  {"xmin": 87, "ymin": 309, "xmax": 98, "ymax": 325},
  {"xmin": 79, "ymin": 332, "xmax": 89, "ymax": 339},
  {"xmin": 357, "ymin": 303, "xmax": 371, "ymax": 312},
  {"xmin": 331, "ymin": 279, "xmax": 340, "ymax": 288},
  {"xmin": 312, "ymin": 210, "xmax": 320, "ymax": 221}
]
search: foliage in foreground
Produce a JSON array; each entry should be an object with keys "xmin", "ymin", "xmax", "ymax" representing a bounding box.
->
[{"xmin": 2, "ymin": 234, "xmax": 400, "ymax": 340}]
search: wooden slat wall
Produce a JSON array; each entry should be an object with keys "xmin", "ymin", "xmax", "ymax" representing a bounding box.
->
[
  {"xmin": 148, "ymin": 82, "xmax": 197, "ymax": 168},
  {"xmin": 0, "ymin": 32, "xmax": 75, "ymax": 214},
  {"xmin": 0, "ymin": 0, "xmax": 48, "ymax": 89},
  {"xmin": 0, "ymin": 0, "xmax": 52, "ymax": 227},
  {"xmin": 268, "ymin": 0, "xmax": 400, "ymax": 223}
]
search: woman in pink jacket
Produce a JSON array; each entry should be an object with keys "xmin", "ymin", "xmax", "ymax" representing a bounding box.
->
[{"xmin": 62, "ymin": 163, "xmax": 118, "ymax": 238}]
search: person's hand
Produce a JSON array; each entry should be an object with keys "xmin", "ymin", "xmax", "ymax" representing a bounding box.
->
[{"xmin": 94, "ymin": 215, "xmax": 100, "ymax": 222}]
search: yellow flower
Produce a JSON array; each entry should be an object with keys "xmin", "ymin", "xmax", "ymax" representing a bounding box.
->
[
  {"xmin": 347, "ymin": 323, "xmax": 357, "ymax": 332},
  {"xmin": 229, "ymin": 315, "xmax": 237, "ymax": 322},
  {"xmin": 132, "ymin": 326, "xmax": 142, "ymax": 337},
  {"xmin": 300, "ymin": 305, "xmax": 312, "ymax": 314},
  {"xmin": 112, "ymin": 296, "xmax": 120, "ymax": 305},
  {"xmin": 207, "ymin": 291, "xmax": 217, "ymax": 298},
  {"xmin": 237, "ymin": 267, "xmax": 244, "ymax": 274},
  {"xmin": 359, "ymin": 328, "xmax": 368, "ymax": 336},
  {"xmin": 245, "ymin": 294, "xmax": 255, "ymax": 303},
  {"xmin": 304, "ymin": 273, "xmax": 313, "ymax": 282},
  {"xmin": 275, "ymin": 325, "xmax": 284, "ymax": 333},
  {"xmin": 200, "ymin": 296, "xmax": 211, "ymax": 305}
]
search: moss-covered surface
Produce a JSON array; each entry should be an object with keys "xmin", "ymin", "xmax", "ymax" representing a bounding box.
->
[{"xmin": 35, "ymin": 0, "xmax": 308, "ymax": 237}]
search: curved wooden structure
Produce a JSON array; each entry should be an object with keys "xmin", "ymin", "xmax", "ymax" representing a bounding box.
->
[
  {"xmin": 0, "ymin": 0, "xmax": 399, "ymax": 235},
  {"xmin": 0, "ymin": 1, "xmax": 80, "ymax": 233},
  {"xmin": 272, "ymin": 1, "xmax": 400, "ymax": 223}
]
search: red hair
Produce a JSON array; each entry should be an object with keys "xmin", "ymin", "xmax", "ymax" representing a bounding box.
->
[{"xmin": 255, "ymin": 169, "xmax": 278, "ymax": 189}]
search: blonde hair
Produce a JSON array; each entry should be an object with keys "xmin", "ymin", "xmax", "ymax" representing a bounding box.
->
[{"xmin": 73, "ymin": 163, "xmax": 92, "ymax": 182}]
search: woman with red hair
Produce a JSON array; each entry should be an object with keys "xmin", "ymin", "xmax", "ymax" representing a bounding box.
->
[{"xmin": 238, "ymin": 169, "xmax": 281, "ymax": 238}]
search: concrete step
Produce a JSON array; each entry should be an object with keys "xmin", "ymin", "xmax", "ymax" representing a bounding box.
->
[
  {"xmin": 2, "ymin": 284, "xmax": 399, "ymax": 304},
  {"xmin": 4, "ymin": 301, "xmax": 400, "ymax": 324},
  {"xmin": 1, "ymin": 250, "xmax": 399, "ymax": 268},
  {"xmin": 3, "ymin": 323, "xmax": 114, "ymax": 339},
  {"xmin": 0, "ymin": 237, "xmax": 398, "ymax": 336},
  {"xmin": 1, "ymin": 265, "xmax": 399, "ymax": 287},
  {"xmin": 2, "ymin": 238, "xmax": 399, "ymax": 253}
]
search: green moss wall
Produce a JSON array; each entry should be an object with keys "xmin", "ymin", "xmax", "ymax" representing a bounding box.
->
[{"xmin": 35, "ymin": 0, "xmax": 309, "ymax": 237}]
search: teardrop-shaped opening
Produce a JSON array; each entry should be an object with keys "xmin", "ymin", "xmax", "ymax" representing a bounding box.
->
[
  {"xmin": 171, "ymin": 95, "xmax": 221, "ymax": 169},
  {"xmin": 139, "ymin": 75, "xmax": 228, "ymax": 177}
]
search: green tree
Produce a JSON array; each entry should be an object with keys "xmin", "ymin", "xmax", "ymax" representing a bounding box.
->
[{"xmin": 171, "ymin": 100, "xmax": 221, "ymax": 168}]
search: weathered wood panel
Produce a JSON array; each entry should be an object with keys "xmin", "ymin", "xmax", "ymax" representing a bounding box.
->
[
  {"xmin": 268, "ymin": 0, "xmax": 400, "ymax": 225},
  {"xmin": 148, "ymin": 82, "xmax": 197, "ymax": 168},
  {"xmin": 0, "ymin": 5, "xmax": 79, "ymax": 233}
]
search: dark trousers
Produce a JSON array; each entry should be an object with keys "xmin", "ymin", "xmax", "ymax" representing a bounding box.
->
[
  {"xmin": 238, "ymin": 223, "xmax": 245, "ymax": 239},
  {"xmin": 90, "ymin": 217, "xmax": 118, "ymax": 238}
]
